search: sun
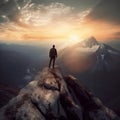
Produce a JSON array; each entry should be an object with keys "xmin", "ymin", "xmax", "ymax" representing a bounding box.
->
[
  {"xmin": 69, "ymin": 34, "xmax": 79, "ymax": 41},
  {"xmin": 67, "ymin": 34, "xmax": 82, "ymax": 46}
]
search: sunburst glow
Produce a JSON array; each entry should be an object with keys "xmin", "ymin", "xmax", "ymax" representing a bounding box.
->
[
  {"xmin": 69, "ymin": 35, "xmax": 79, "ymax": 41},
  {"xmin": 67, "ymin": 34, "xmax": 82, "ymax": 45}
]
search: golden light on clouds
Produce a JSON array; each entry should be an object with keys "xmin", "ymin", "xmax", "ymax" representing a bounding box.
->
[{"xmin": 0, "ymin": 2, "xmax": 120, "ymax": 45}]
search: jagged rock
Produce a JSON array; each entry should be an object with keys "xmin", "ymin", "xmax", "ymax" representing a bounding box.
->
[{"xmin": 0, "ymin": 67, "xmax": 119, "ymax": 120}]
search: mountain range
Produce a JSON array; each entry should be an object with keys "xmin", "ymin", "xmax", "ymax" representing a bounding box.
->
[{"xmin": 59, "ymin": 36, "xmax": 120, "ymax": 73}]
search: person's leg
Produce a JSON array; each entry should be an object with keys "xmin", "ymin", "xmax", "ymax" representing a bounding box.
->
[
  {"xmin": 49, "ymin": 57, "xmax": 52, "ymax": 68},
  {"xmin": 53, "ymin": 57, "xmax": 55, "ymax": 68}
]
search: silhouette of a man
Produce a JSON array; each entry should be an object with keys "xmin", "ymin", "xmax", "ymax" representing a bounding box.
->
[{"xmin": 49, "ymin": 45, "xmax": 57, "ymax": 69}]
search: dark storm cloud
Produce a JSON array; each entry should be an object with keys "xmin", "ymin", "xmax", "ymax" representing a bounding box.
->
[{"xmin": 87, "ymin": 0, "xmax": 120, "ymax": 24}]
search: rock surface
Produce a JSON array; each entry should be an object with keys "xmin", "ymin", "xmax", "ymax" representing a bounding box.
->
[{"xmin": 0, "ymin": 67, "xmax": 119, "ymax": 120}]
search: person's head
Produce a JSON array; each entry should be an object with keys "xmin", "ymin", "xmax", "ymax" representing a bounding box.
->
[{"xmin": 53, "ymin": 45, "xmax": 55, "ymax": 48}]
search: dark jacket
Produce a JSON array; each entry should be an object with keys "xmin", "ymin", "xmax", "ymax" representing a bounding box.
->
[{"xmin": 49, "ymin": 48, "xmax": 57, "ymax": 58}]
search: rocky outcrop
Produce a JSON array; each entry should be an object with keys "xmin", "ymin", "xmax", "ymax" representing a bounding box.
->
[{"xmin": 0, "ymin": 67, "xmax": 119, "ymax": 120}]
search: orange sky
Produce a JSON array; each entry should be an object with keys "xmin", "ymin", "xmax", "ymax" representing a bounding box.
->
[
  {"xmin": 0, "ymin": 20, "xmax": 119, "ymax": 44},
  {"xmin": 0, "ymin": 2, "xmax": 120, "ymax": 45}
]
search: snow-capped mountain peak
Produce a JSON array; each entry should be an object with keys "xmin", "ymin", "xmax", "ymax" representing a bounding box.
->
[
  {"xmin": 80, "ymin": 36, "xmax": 99, "ymax": 48},
  {"xmin": 61, "ymin": 36, "xmax": 120, "ymax": 73}
]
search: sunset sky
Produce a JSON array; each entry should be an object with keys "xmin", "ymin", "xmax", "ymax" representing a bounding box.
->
[{"xmin": 0, "ymin": 0, "xmax": 120, "ymax": 45}]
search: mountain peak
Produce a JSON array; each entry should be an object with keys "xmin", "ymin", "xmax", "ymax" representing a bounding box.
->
[
  {"xmin": 80, "ymin": 36, "xmax": 99, "ymax": 48},
  {"xmin": 0, "ymin": 67, "xmax": 119, "ymax": 120},
  {"xmin": 87, "ymin": 36, "xmax": 97, "ymax": 42}
]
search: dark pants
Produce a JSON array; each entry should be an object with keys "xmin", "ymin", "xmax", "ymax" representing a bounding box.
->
[{"xmin": 49, "ymin": 57, "xmax": 56, "ymax": 68}]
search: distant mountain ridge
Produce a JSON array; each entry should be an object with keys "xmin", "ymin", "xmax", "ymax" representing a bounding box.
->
[
  {"xmin": 60, "ymin": 36, "xmax": 120, "ymax": 72},
  {"xmin": 92, "ymin": 43, "xmax": 120, "ymax": 72},
  {"xmin": 0, "ymin": 43, "xmax": 47, "ymax": 88}
]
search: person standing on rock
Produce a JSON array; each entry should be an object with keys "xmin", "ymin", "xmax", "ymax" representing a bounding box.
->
[{"xmin": 49, "ymin": 45, "xmax": 57, "ymax": 69}]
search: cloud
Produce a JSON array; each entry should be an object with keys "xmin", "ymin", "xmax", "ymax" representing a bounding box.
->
[
  {"xmin": 18, "ymin": 2, "xmax": 74, "ymax": 26},
  {"xmin": 0, "ymin": 1, "xmax": 91, "ymax": 30},
  {"xmin": 110, "ymin": 32, "xmax": 120, "ymax": 40},
  {"xmin": 0, "ymin": 0, "xmax": 96, "ymax": 43},
  {"xmin": 25, "ymin": 0, "xmax": 99, "ymax": 10},
  {"xmin": 114, "ymin": 32, "xmax": 120, "ymax": 36},
  {"xmin": 87, "ymin": 0, "xmax": 120, "ymax": 25},
  {"xmin": 0, "ymin": 0, "xmax": 92, "ymax": 26}
]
